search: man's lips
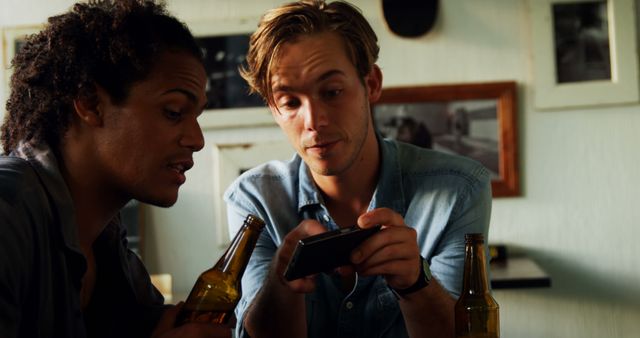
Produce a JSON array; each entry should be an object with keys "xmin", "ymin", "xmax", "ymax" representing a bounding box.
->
[
  {"xmin": 168, "ymin": 159, "xmax": 194, "ymax": 174},
  {"xmin": 304, "ymin": 139, "xmax": 339, "ymax": 150},
  {"xmin": 304, "ymin": 140, "xmax": 340, "ymax": 157}
]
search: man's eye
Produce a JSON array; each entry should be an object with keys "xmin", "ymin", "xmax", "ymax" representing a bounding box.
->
[
  {"xmin": 164, "ymin": 109, "xmax": 182, "ymax": 120},
  {"xmin": 324, "ymin": 89, "xmax": 343, "ymax": 99},
  {"xmin": 278, "ymin": 98, "xmax": 300, "ymax": 109}
]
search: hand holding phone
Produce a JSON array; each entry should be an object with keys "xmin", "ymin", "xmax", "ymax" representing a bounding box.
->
[{"xmin": 283, "ymin": 225, "xmax": 382, "ymax": 281}]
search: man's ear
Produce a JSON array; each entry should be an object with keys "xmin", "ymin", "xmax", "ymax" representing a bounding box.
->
[
  {"xmin": 365, "ymin": 64, "xmax": 383, "ymax": 103},
  {"xmin": 72, "ymin": 85, "xmax": 107, "ymax": 127}
]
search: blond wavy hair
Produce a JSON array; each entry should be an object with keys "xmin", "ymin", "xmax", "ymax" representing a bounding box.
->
[{"xmin": 240, "ymin": 0, "xmax": 379, "ymax": 106}]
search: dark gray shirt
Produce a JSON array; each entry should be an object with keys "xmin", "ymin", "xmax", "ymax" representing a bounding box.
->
[{"xmin": 0, "ymin": 142, "xmax": 165, "ymax": 338}]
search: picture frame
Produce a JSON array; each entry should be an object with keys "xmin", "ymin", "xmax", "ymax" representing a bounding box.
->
[
  {"xmin": 2, "ymin": 25, "xmax": 42, "ymax": 98},
  {"xmin": 194, "ymin": 34, "xmax": 263, "ymax": 111},
  {"xmin": 530, "ymin": 0, "xmax": 638, "ymax": 110},
  {"xmin": 212, "ymin": 140, "xmax": 293, "ymax": 247},
  {"xmin": 373, "ymin": 81, "xmax": 519, "ymax": 198},
  {"xmin": 187, "ymin": 19, "xmax": 274, "ymax": 130}
]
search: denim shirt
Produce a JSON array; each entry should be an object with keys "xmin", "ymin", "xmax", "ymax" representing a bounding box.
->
[
  {"xmin": 224, "ymin": 137, "xmax": 492, "ymax": 338},
  {"xmin": 0, "ymin": 142, "xmax": 165, "ymax": 338}
]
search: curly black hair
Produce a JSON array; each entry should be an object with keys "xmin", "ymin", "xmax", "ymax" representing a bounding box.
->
[{"xmin": 1, "ymin": 0, "xmax": 203, "ymax": 154}]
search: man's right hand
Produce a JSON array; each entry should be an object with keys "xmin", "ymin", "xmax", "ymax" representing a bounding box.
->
[
  {"xmin": 270, "ymin": 219, "xmax": 327, "ymax": 294},
  {"xmin": 243, "ymin": 220, "xmax": 325, "ymax": 338},
  {"xmin": 151, "ymin": 303, "xmax": 232, "ymax": 338}
]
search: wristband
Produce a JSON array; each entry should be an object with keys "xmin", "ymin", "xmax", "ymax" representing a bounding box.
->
[{"xmin": 391, "ymin": 256, "xmax": 431, "ymax": 297}]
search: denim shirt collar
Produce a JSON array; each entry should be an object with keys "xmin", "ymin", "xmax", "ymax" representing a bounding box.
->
[{"xmin": 295, "ymin": 135, "xmax": 407, "ymax": 217}]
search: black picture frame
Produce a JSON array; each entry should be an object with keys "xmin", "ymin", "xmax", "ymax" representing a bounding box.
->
[
  {"xmin": 194, "ymin": 34, "xmax": 265, "ymax": 110},
  {"xmin": 552, "ymin": 1, "xmax": 611, "ymax": 83}
]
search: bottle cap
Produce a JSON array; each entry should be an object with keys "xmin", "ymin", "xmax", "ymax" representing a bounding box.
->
[
  {"xmin": 464, "ymin": 233, "xmax": 484, "ymax": 243},
  {"xmin": 245, "ymin": 214, "xmax": 266, "ymax": 230}
]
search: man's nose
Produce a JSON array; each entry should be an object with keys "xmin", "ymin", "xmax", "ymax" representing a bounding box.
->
[
  {"xmin": 302, "ymin": 99, "xmax": 329, "ymax": 131},
  {"xmin": 181, "ymin": 118, "xmax": 205, "ymax": 151}
]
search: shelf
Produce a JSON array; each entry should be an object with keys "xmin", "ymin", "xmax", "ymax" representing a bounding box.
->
[{"xmin": 490, "ymin": 257, "xmax": 551, "ymax": 289}]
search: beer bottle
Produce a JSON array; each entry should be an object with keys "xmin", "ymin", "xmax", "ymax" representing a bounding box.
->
[
  {"xmin": 455, "ymin": 233, "xmax": 500, "ymax": 338},
  {"xmin": 176, "ymin": 214, "xmax": 265, "ymax": 325}
]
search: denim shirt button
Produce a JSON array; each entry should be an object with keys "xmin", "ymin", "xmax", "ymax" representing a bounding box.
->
[
  {"xmin": 345, "ymin": 301, "xmax": 354, "ymax": 310},
  {"xmin": 323, "ymin": 214, "xmax": 330, "ymax": 222}
]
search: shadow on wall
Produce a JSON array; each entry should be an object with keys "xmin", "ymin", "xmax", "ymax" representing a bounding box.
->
[{"xmin": 508, "ymin": 246, "xmax": 640, "ymax": 309}]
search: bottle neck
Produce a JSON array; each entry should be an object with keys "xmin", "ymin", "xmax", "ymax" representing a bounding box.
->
[
  {"xmin": 461, "ymin": 240, "xmax": 490, "ymax": 295},
  {"xmin": 213, "ymin": 221, "xmax": 262, "ymax": 280}
]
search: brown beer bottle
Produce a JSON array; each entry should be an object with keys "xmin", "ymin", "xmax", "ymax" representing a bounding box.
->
[
  {"xmin": 455, "ymin": 233, "xmax": 500, "ymax": 338},
  {"xmin": 176, "ymin": 214, "xmax": 265, "ymax": 325}
]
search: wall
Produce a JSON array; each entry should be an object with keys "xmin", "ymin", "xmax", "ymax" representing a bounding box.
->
[{"xmin": 2, "ymin": 1, "xmax": 639, "ymax": 337}]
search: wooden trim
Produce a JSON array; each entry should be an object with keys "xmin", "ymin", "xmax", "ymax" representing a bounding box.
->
[{"xmin": 374, "ymin": 81, "xmax": 520, "ymax": 197}]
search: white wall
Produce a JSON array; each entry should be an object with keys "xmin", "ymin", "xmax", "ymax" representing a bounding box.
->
[{"xmin": 2, "ymin": 1, "xmax": 640, "ymax": 337}]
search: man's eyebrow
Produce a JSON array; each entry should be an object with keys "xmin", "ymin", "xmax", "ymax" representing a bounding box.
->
[
  {"xmin": 162, "ymin": 88, "xmax": 197, "ymax": 102},
  {"xmin": 317, "ymin": 69, "xmax": 345, "ymax": 82},
  {"xmin": 162, "ymin": 88, "xmax": 208, "ymax": 110},
  {"xmin": 272, "ymin": 69, "xmax": 346, "ymax": 93},
  {"xmin": 272, "ymin": 84, "xmax": 293, "ymax": 94}
]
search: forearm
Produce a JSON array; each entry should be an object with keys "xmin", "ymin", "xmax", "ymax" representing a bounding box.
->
[
  {"xmin": 398, "ymin": 278, "xmax": 455, "ymax": 338},
  {"xmin": 244, "ymin": 267, "xmax": 307, "ymax": 338}
]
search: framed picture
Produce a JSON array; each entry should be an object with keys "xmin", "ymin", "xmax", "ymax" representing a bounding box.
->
[
  {"xmin": 212, "ymin": 140, "xmax": 293, "ymax": 247},
  {"xmin": 188, "ymin": 19, "xmax": 274, "ymax": 130},
  {"xmin": 2, "ymin": 25, "xmax": 41, "ymax": 96},
  {"xmin": 373, "ymin": 81, "xmax": 519, "ymax": 198},
  {"xmin": 194, "ymin": 34, "xmax": 263, "ymax": 110},
  {"xmin": 530, "ymin": 0, "xmax": 638, "ymax": 109}
]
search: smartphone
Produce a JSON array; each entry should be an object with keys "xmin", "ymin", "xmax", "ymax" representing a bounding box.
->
[{"xmin": 283, "ymin": 225, "xmax": 382, "ymax": 281}]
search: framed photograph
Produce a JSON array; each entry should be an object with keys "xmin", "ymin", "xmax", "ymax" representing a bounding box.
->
[
  {"xmin": 212, "ymin": 140, "xmax": 293, "ymax": 247},
  {"xmin": 530, "ymin": 0, "xmax": 638, "ymax": 109},
  {"xmin": 373, "ymin": 81, "xmax": 519, "ymax": 197},
  {"xmin": 194, "ymin": 34, "xmax": 263, "ymax": 110},
  {"xmin": 188, "ymin": 19, "xmax": 274, "ymax": 130},
  {"xmin": 2, "ymin": 25, "xmax": 41, "ymax": 96}
]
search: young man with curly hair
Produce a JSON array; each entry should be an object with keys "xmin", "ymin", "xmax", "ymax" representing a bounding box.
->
[
  {"xmin": 0, "ymin": 1, "xmax": 229, "ymax": 337},
  {"xmin": 224, "ymin": 1, "xmax": 492, "ymax": 337}
]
